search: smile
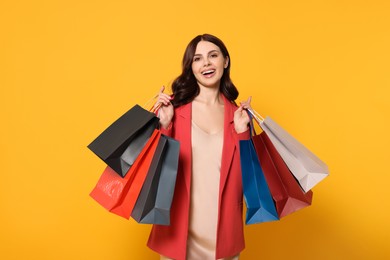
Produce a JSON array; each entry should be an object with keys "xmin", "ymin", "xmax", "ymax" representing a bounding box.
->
[{"xmin": 201, "ymin": 69, "xmax": 216, "ymax": 77}]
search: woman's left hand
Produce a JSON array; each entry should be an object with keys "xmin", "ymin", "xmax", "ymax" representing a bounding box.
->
[{"xmin": 234, "ymin": 96, "xmax": 252, "ymax": 134}]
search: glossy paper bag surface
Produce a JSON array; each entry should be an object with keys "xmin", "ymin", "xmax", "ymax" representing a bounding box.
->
[
  {"xmin": 89, "ymin": 129, "xmax": 160, "ymax": 212},
  {"xmin": 88, "ymin": 104, "xmax": 159, "ymax": 177},
  {"xmin": 131, "ymin": 136, "xmax": 168, "ymax": 223},
  {"xmin": 109, "ymin": 131, "xmax": 162, "ymax": 219},
  {"xmin": 240, "ymin": 139, "xmax": 279, "ymax": 224},
  {"xmin": 260, "ymin": 117, "xmax": 329, "ymax": 192},
  {"xmin": 253, "ymin": 132, "xmax": 313, "ymax": 218},
  {"xmin": 138, "ymin": 136, "xmax": 180, "ymax": 225}
]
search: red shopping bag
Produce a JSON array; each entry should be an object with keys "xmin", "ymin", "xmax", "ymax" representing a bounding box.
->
[
  {"xmin": 90, "ymin": 129, "xmax": 160, "ymax": 213},
  {"xmin": 253, "ymin": 131, "xmax": 313, "ymax": 218},
  {"xmin": 110, "ymin": 130, "xmax": 162, "ymax": 219}
]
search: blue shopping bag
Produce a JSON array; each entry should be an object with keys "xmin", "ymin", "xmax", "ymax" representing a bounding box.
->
[{"xmin": 240, "ymin": 139, "xmax": 279, "ymax": 224}]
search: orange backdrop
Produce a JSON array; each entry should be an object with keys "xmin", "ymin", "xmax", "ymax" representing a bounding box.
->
[{"xmin": 1, "ymin": 0, "xmax": 389, "ymax": 259}]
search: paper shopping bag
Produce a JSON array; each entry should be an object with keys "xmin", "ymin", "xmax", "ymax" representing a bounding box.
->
[
  {"xmin": 253, "ymin": 131, "xmax": 313, "ymax": 218},
  {"xmin": 259, "ymin": 116, "xmax": 329, "ymax": 192},
  {"xmin": 132, "ymin": 135, "xmax": 180, "ymax": 225},
  {"xmin": 88, "ymin": 104, "xmax": 159, "ymax": 177},
  {"xmin": 248, "ymin": 109, "xmax": 329, "ymax": 192},
  {"xmin": 109, "ymin": 130, "xmax": 162, "ymax": 219},
  {"xmin": 240, "ymin": 139, "xmax": 279, "ymax": 224},
  {"xmin": 131, "ymin": 135, "xmax": 168, "ymax": 223},
  {"xmin": 89, "ymin": 129, "xmax": 160, "ymax": 212}
]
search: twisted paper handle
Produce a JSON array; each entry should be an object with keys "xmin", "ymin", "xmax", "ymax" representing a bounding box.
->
[
  {"xmin": 247, "ymin": 108, "xmax": 265, "ymax": 126},
  {"xmin": 144, "ymin": 81, "xmax": 174, "ymax": 114},
  {"xmin": 143, "ymin": 93, "xmax": 160, "ymax": 113}
]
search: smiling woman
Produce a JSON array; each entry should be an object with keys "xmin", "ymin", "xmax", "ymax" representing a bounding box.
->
[
  {"xmin": 149, "ymin": 34, "xmax": 252, "ymax": 260},
  {"xmin": 166, "ymin": 34, "xmax": 239, "ymax": 109},
  {"xmin": 191, "ymin": 42, "xmax": 229, "ymax": 90}
]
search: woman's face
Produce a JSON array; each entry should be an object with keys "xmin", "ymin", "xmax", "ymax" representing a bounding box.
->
[{"xmin": 191, "ymin": 40, "xmax": 229, "ymax": 89}]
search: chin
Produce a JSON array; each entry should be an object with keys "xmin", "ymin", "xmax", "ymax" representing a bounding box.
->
[
  {"xmin": 197, "ymin": 78, "xmax": 222, "ymax": 89},
  {"xmin": 199, "ymin": 82, "xmax": 220, "ymax": 89}
]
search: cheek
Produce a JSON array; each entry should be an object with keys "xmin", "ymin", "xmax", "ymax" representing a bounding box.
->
[
  {"xmin": 219, "ymin": 59, "xmax": 227, "ymax": 68},
  {"xmin": 191, "ymin": 63, "xmax": 198, "ymax": 72},
  {"xmin": 191, "ymin": 63, "xmax": 201, "ymax": 75},
  {"xmin": 191, "ymin": 64, "xmax": 195, "ymax": 73}
]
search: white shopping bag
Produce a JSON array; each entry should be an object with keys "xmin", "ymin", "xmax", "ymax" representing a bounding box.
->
[{"xmin": 249, "ymin": 109, "xmax": 329, "ymax": 192}]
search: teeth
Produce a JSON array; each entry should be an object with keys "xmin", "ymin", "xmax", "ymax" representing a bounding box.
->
[{"xmin": 202, "ymin": 70, "xmax": 215, "ymax": 75}]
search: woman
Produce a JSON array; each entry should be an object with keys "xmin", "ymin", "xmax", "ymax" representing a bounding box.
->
[{"xmin": 148, "ymin": 34, "xmax": 252, "ymax": 260}]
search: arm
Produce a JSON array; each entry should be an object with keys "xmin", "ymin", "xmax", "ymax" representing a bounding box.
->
[
  {"xmin": 235, "ymin": 128, "xmax": 250, "ymax": 141},
  {"xmin": 160, "ymin": 121, "xmax": 173, "ymax": 137},
  {"xmin": 233, "ymin": 96, "xmax": 252, "ymax": 139},
  {"xmin": 153, "ymin": 86, "xmax": 174, "ymax": 136}
]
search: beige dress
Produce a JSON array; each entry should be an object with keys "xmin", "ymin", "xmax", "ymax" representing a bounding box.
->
[
  {"xmin": 187, "ymin": 120, "xmax": 223, "ymax": 260},
  {"xmin": 160, "ymin": 121, "xmax": 239, "ymax": 260}
]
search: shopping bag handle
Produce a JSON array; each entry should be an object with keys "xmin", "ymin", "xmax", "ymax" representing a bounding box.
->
[
  {"xmin": 246, "ymin": 110, "xmax": 259, "ymax": 138},
  {"xmin": 144, "ymin": 85, "xmax": 174, "ymax": 115},
  {"xmin": 144, "ymin": 93, "xmax": 167, "ymax": 115},
  {"xmin": 247, "ymin": 108, "xmax": 264, "ymax": 126}
]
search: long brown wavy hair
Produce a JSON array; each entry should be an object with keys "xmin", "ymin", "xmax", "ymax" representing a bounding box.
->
[{"xmin": 170, "ymin": 34, "xmax": 239, "ymax": 107}]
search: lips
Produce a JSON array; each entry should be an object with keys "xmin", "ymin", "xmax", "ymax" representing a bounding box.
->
[{"xmin": 201, "ymin": 69, "xmax": 216, "ymax": 78}]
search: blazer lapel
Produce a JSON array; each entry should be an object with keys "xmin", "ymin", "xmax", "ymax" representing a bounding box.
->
[
  {"xmin": 219, "ymin": 96, "xmax": 237, "ymax": 194},
  {"xmin": 175, "ymin": 103, "xmax": 192, "ymax": 196}
]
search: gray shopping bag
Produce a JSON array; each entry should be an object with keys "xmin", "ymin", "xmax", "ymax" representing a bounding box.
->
[
  {"xmin": 249, "ymin": 109, "xmax": 329, "ymax": 192},
  {"xmin": 131, "ymin": 135, "xmax": 180, "ymax": 225}
]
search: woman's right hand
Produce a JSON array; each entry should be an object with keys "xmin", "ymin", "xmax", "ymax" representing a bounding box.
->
[{"xmin": 153, "ymin": 86, "xmax": 174, "ymax": 129}]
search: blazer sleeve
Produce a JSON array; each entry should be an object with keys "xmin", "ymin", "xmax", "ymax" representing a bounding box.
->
[
  {"xmin": 234, "ymin": 128, "xmax": 250, "ymax": 141},
  {"xmin": 160, "ymin": 121, "xmax": 173, "ymax": 137}
]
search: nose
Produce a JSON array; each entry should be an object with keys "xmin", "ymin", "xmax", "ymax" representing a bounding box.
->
[{"xmin": 203, "ymin": 57, "xmax": 211, "ymax": 67}]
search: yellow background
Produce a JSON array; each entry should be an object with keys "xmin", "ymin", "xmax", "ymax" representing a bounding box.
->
[{"xmin": 1, "ymin": 0, "xmax": 389, "ymax": 259}]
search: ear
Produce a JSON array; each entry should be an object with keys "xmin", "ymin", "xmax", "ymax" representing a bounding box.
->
[{"xmin": 224, "ymin": 56, "xmax": 230, "ymax": 69}]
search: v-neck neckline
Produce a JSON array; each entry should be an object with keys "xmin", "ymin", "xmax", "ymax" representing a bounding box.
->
[{"xmin": 191, "ymin": 120, "xmax": 223, "ymax": 136}]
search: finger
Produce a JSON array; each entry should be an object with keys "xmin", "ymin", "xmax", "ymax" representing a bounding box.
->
[
  {"xmin": 241, "ymin": 96, "xmax": 251, "ymax": 106},
  {"xmin": 241, "ymin": 102, "xmax": 249, "ymax": 109},
  {"xmin": 153, "ymin": 101, "xmax": 162, "ymax": 110},
  {"xmin": 157, "ymin": 96, "xmax": 171, "ymax": 105},
  {"xmin": 154, "ymin": 95, "xmax": 171, "ymax": 109},
  {"xmin": 241, "ymin": 96, "xmax": 252, "ymax": 109},
  {"xmin": 159, "ymin": 86, "xmax": 173, "ymax": 101},
  {"xmin": 159, "ymin": 93, "xmax": 172, "ymax": 100},
  {"xmin": 236, "ymin": 105, "xmax": 245, "ymax": 116},
  {"xmin": 159, "ymin": 85, "xmax": 165, "ymax": 94}
]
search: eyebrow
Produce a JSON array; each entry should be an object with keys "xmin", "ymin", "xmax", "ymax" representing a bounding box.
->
[{"xmin": 193, "ymin": 50, "xmax": 220, "ymax": 56}]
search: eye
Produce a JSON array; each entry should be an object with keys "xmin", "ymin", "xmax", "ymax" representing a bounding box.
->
[
  {"xmin": 210, "ymin": 53, "xmax": 218, "ymax": 58},
  {"xmin": 193, "ymin": 57, "xmax": 201, "ymax": 62}
]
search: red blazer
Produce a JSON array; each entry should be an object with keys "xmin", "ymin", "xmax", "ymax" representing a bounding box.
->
[{"xmin": 147, "ymin": 95, "xmax": 250, "ymax": 259}]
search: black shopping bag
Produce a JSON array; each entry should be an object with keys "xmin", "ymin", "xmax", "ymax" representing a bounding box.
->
[
  {"xmin": 88, "ymin": 105, "xmax": 159, "ymax": 177},
  {"xmin": 132, "ymin": 135, "xmax": 180, "ymax": 225}
]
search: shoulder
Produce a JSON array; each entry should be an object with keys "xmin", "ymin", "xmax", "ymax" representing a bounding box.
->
[
  {"xmin": 222, "ymin": 95, "xmax": 238, "ymax": 120},
  {"xmin": 222, "ymin": 93, "xmax": 238, "ymax": 107},
  {"xmin": 173, "ymin": 102, "xmax": 192, "ymax": 118}
]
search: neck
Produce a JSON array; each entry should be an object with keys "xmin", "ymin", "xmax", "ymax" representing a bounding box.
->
[{"xmin": 195, "ymin": 84, "xmax": 223, "ymax": 105}]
